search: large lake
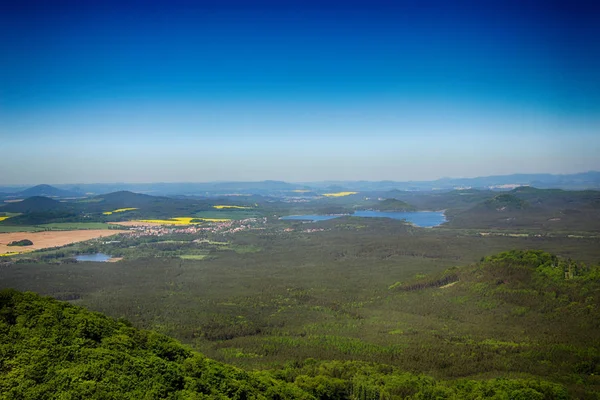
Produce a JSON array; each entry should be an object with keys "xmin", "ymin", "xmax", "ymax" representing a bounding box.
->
[
  {"xmin": 280, "ymin": 211, "xmax": 446, "ymax": 227},
  {"xmin": 75, "ymin": 253, "xmax": 112, "ymax": 262}
]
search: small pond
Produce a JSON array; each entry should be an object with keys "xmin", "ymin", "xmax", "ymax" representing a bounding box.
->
[{"xmin": 75, "ymin": 253, "xmax": 112, "ymax": 262}]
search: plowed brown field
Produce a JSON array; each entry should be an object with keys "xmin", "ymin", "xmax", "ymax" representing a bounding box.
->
[{"xmin": 0, "ymin": 230, "xmax": 130, "ymax": 255}]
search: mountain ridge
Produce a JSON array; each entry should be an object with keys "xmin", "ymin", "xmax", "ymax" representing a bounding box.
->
[{"xmin": 1, "ymin": 171, "xmax": 599, "ymax": 195}]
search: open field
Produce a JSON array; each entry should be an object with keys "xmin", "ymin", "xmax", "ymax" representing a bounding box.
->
[
  {"xmin": 322, "ymin": 191, "xmax": 359, "ymax": 197},
  {"xmin": 0, "ymin": 229, "xmax": 129, "ymax": 255},
  {"xmin": 0, "ymin": 222, "xmax": 123, "ymax": 233},
  {"xmin": 195, "ymin": 210, "xmax": 260, "ymax": 220},
  {"xmin": 0, "ymin": 225, "xmax": 41, "ymax": 233},
  {"xmin": 179, "ymin": 254, "xmax": 207, "ymax": 260},
  {"xmin": 37, "ymin": 222, "xmax": 124, "ymax": 230},
  {"xmin": 107, "ymin": 220, "xmax": 163, "ymax": 227},
  {"xmin": 102, "ymin": 207, "xmax": 138, "ymax": 215}
]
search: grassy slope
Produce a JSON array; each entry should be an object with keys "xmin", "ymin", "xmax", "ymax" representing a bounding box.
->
[{"xmin": 0, "ymin": 222, "xmax": 120, "ymax": 233}]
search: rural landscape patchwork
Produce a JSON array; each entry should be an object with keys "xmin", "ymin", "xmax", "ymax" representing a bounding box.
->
[
  {"xmin": 2, "ymin": 0, "xmax": 600, "ymax": 399},
  {"xmin": 1, "ymin": 174, "xmax": 599, "ymax": 399}
]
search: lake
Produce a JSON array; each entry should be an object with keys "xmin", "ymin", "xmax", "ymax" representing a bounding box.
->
[
  {"xmin": 75, "ymin": 253, "xmax": 112, "ymax": 262},
  {"xmin": 280, "ymin": 211, "xmax": 446, "ymax": 227},
  {"xmin": 280, "ymin": 215, "xmax": 342, "ymax": 222}
]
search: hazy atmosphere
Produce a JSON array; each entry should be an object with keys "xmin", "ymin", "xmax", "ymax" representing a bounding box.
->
[{"xmin": 2, "ymin": 0, "xmax": 599, "ymax": 183}]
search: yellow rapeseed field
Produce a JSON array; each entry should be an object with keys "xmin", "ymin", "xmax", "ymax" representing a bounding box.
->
[
  {"xmin": 213, "ymin": 205, "xmax": 251, "ymax": 210},
  {"xmin": 0, "ymin": 251, "xmax": 23, "ymax": 257},
  {"xmin": 0, "ymin": 216, "xmax": 10, "ymax": 222},
  {"xmin": 103, "ymin": 208, "xmax": 138, "ymax": 215},
  {"xmin": 322, "ymin": 192, "xmax": 358, "ymax": 197},
  {"xmin": 136, "ymin": 217, "xmax": 230, "ymax": 225}
]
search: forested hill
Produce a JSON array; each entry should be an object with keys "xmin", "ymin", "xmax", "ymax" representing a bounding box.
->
[
  {"xmin": 0, "ymin": 288, "xmax": 578, "ymax": 399},
  {"xmin": 0, "ymin": 196, "xmax": 67, "ymax": 213},
  {"xmin": 371, "ymin": 198, "xmax": 416, "ymax": 212}
]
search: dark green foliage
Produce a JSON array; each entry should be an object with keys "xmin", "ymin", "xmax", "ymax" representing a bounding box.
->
[
  {"xmin": 483, "ymin": 194, "xmax": 530, "ymax": 210},
  {"xmin": 1, "ymin": 210, "xmax": 82, "ymax": 226},
  {"xmin": 444, "ymin": 189, "xmax": 600, "ymax": 231},
  {"xmin": 364, "ymin": 199, "xmax": 416, "ymax": 212},
  {"xmin": 7, "ymin": 239, "xmax": 33, "ymax": 247},
  {"xmin": 0, "ymin": 196, "xmax": 67, "ymax": 213}
]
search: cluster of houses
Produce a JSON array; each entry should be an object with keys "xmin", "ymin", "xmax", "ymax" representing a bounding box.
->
[{"xmin": 126, "ymin": 217, "xmax": 268, "ymax": 238}]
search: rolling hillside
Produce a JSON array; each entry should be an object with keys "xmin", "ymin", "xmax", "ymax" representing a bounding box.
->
[
  {"xmin": 0, "ymin": 196, "xmax": 68, "ymax": 213},
  {"xmin": 0, "ymin": 279, "xmax": 582, "ymax": 399}
]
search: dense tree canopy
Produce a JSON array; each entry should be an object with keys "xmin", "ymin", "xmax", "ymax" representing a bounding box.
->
[{"xmin": 0, "ymin": 289, "xmax": 575, "ymax": 399}]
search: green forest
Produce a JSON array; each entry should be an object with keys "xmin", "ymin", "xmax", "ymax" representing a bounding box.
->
[
  {"xmin": 0, "ymin": 287, "xmax": 578, "ymax": 399},
  {"xmin": 2, "ymin": 248, "xmax": 600, "ymax": 398}
]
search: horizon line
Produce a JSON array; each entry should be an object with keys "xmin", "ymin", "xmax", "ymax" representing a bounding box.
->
[{"xmin": 1, "ymin": 170, "xmax": 598, "ymax": 187}]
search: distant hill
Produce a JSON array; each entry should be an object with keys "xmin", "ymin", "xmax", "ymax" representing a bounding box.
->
[
  {"xmin": 0, "ymin": 196, "xmax": 68, "ymax": 213},
  {"xmin": 381, "ymin": 188, "xmax": 496, "ymax": 211},
  {"xmin": 368, "ymin": 198, "xmax": 416, "ymax": 212},
  {"xmin": 94, "ymin": 191, "xmax": 169, "ymax": 207},
  {"xmin": 83, "ymin": 191, "xmax": 217, "ymax": 219},
  {"xmin": 481, "ymin": 194, "xmax": 530, "ymax": 211},
  {"xmin": 7, "ymin": 171, "xmax": 596, "ymax": 196},
  {"xmin": 210, "ymin": 180, "xmax": 297, "ymax": 191},
  {"xmin": 444, "ymin": 188, "xmax": 600, "ymax": 231},
  {"xmin": 508, "ymin": 186, "xmax": 600, "ymax": 209},
  {"xmin": 306, "ymin": 171, "xmax": 600, "ymax": 191},
  {"xmin": 16, "ymin": 184, "xmax": 81, "ymax": 198}
]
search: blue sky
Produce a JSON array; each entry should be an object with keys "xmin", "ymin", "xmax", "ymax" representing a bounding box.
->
[{"xmin": 1, "ymin": 0, "xmax": 599, "ymax": 183}]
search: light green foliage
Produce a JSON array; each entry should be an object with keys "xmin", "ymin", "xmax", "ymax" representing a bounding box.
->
[{"xmin": 180, "ymin": 255, "xmax": 207, "ymax": 260}]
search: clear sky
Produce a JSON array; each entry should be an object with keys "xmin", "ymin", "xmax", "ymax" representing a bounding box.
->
[{"xmin": 1, "ymin": 0, "xmax": 599, "ymax": 184}]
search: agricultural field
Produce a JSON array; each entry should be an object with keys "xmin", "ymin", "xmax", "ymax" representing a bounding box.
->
[
  {"xmin": 179, "ymin": 254, "xmax": 207, "ymax": 260},
  {"xmin": 0, "ymin": 225, "xmax": 41, "ymax": 233},
  {"xmin": 137, "ymin": 217, "xmax": 230, "ymax": 224},
  {"xmin": 322, "ymin": 191, "xmax": 359, "ymax": 197},
  {"xmin": 37, "ymin": 222, "xmax": 124, "ymax": 230},
  {"xmin": 0, "ymin": 229, "xmax": 129, "ymax": 255},
  {"xmin": 195, "ymin": 210, "xmax": 260, "ymax": 220},
  {"xmin": 102, "ymin": 207, "xmax": 138, "ymax": 215},
  {"xmin": 136, "ymin": 217, "xmax": 202, "ymax": 225},
  {"xmin": 0, "ymin": 222, "xmax": 122, "ymax": 233}
]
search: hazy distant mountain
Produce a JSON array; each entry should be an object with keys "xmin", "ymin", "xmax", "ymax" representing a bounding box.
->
[
  {"xmin": 0, "ymin": 196, "xmax": 68, "ymax": 213},
  {"xmin": 16, "ymin": 184, "xmax": 82, "ymax": 198},
  {"xmin": 306, "ymin": 171, "xmax": 600, "ymax": 191},
  {"xmin": 3, "ymin": 172, "xmax": 598, "ymax": 197},
  {"xmin": 46, "ymin": 180, "xmax": 302, "ymax": 196}
]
